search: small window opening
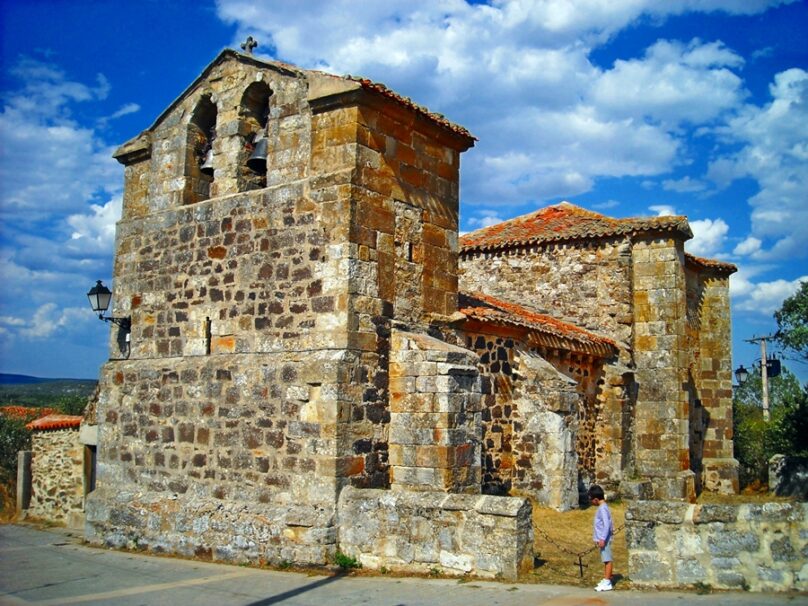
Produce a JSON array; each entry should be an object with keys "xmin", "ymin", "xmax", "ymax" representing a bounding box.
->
[
  {"xmin": 239, "ymin": 81, "xmax": 272, "ymax": 191},
  {"xmin": 184, "ymin": 95, "xmax": 217, "ymax": 204}
]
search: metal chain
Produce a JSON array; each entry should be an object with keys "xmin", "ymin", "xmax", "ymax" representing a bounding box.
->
[
  {"xmin": 535, "ymin": 524, "xmax": 625, "ymax": 577},
  {"xmin": 536, "ymin": 523, "xmax": 625, "ymax": 558}
]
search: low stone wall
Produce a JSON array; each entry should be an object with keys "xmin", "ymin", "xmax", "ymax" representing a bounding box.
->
[
  {"xmin": 338, "ymin": 487, "xmax": 533, "ymax": 579},
  {"xmin": 28, "ymin": 429, "xmax": 84, "ymax": 526},
  {"xmin": 627, "ymin": 501, "xmax": 808, "ymax": 592},
  {"xmin": 85, "ymin": 485, "xmax": 336, "ymax": 565}
]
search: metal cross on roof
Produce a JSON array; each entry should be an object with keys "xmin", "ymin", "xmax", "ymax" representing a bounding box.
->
[{"xmin": 241, "ymin": 36, "xmax": 258, "ymax": 54}]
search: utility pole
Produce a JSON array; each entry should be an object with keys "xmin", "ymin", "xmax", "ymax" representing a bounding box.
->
[{"xmin": 744, "ymin": 335, "xmax": 774, "ymax": 422}]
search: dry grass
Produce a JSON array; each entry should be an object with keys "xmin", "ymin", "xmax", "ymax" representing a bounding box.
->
[{"xmin": 526, "ymin": 500, "xmax": 629, "ymax": 589}]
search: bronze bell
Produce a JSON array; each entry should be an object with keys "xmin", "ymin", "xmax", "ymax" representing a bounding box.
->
[
  {"xmin": 247, "ymin": 132, "xmax": 268, "ymax": 174},
  {"xmin": 199, "ymin": 147, "xmax": 215, "ymax": 175}
]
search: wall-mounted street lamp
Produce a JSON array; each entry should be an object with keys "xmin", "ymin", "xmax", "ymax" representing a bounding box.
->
[
  {"xmin": 87, "ymin": 280, "xmax": 130, "ymax": 332},
  {"xmin": 734, "ymin": 364, "xmax": 749, "ymax": 386}
]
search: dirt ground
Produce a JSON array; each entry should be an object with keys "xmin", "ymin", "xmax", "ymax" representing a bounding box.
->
[{"xmin": 529, "ymin": 500, "xmax": 629, "ymax": 588}]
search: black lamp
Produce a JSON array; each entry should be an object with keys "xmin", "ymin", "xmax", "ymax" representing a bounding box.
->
[
  {"xmin": 87, "ymin": 280, "xmax": 130, "ymax": 331},
  {"xmin": 734, "ymin": 364, "xmax": 749, "ymax": 385}
]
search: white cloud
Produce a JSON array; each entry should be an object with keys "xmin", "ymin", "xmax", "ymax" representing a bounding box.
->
[
  {"xmin": 466, "ymin": 211, "xmax": 505, "ymax": 230},
  {"xmin": 733, "ymin": 236, "xmax": 762, "ymax": 257},
  {"xmin": 216, "ymin": 1, "xmax": 787, "ymax": 209},
  {"xmin": 662, "ymin": 176, "xmax": 707, "ymax": 193},
  {"xmin": 18, "ymin": 303, "xmax": 91, "ymax": 339},
  {"xmin": 733, "ymin": 275, "xmax": 807, "ymax": 315},
  {"xmin": 649, "ymin": 204, "xmax": 677, "ymax": 216},
  {"xmin": 591, "ymin": 39, "xmax": 746, "ymax": 125},
  {"xmin": 0, "ymin": 58, "xmax": 124, "ymax": 347},
  {"xmin": 66, "ymin": 196, "xmax": 122, "ymax": 255},
  {"xmin": 97, "ymin": 102, "xmax": 140, "ymax": 127},
  {"xmin": 708, "ymin": 68, "xmax": 808, "ymax": 260},
  {"xmin": 687, "ymin": 218, "xmax": 729, "ymax": 257},
  {"xmin": 0, "ymin": 59, "xmax": 121, "ymax": 221}
]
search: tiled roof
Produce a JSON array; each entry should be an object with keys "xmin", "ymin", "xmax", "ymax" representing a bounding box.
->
[
  {"xmin": 0, "ymin": 406, "xmax": 58, "ymax": 422},
  {"xmin": 459, "ymin": 291, "xmax": 618, "ymax": 357},
  {"xmin": 460, "ymin": 202, "xmax": 692, "ymax": 253},
  {"xmin": 685, "ymin": 253, "xmax": 737, "ymax": 275},
  {"xmin": 26, "ymin": 414, "xmax": 82, "ymax": 431}
]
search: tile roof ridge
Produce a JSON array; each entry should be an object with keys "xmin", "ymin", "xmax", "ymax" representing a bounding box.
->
[
  {"xmin": 460, "ymin": 202, "xmax": 692, "ymax": 252},
  {"xmin": 26, "ymin": 414, "xmax": 83, "ymax": 431}
]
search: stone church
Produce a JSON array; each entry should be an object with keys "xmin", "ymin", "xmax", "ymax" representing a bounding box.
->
[{"xmin": 82, "ymin": 47, "xmax": 737, "ymax": 575}]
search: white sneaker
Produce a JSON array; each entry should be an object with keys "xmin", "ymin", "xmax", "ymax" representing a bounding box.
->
[{"xmin": 595, "ymin": 579, "xmax": 613, "ymax": 591}]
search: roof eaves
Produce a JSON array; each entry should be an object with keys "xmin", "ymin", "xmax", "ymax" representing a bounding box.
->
[
  {"xmin": 26, "ymin": 414, "xmax": 83, "ymax": 431},
  {"xmin": 685, "ymin": 252, "xmax": 738, "ymax": 275},
  {"xmin": 459, "ymin": 291, "xmax": 618, "ymax": 357}
]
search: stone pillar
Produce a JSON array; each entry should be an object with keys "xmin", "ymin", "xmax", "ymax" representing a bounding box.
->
[
  {"xmin": 632, "ymin": 238, "xmax": 694, "ymax": 500},
  {"xmin": 697, "ymin": 273, "xmax": 739, "ymax": 493},
  {"xmin": 389, "ymin": 331, "xmax": 482, "ymax": 493},
  {"xmin": 16, "ymin": 450, "xmax": 32, "ymax": 512}
]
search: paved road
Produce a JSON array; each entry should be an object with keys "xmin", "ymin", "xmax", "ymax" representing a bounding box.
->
[{"xmin": 1, "ymin": 524, "xmax": 805, "ymax": 606}]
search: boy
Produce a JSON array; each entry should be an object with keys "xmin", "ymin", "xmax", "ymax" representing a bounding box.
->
[{"xmin": 589, "ymin": 484, "xmax": 614, "ymax": 591}]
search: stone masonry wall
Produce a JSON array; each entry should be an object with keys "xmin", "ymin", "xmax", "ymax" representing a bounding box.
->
[
  {"xmin": 627, "ymin": 501, "xmax": 808, "ymax": 592},
  {"xmin": 461, "ymin": 329, "xmax": 581, "ymax": 509},
  {"xmin": 338, "ymin": 486, "xmax": 533, "ymax": 580},
  {"xmin": 28, "ymin": 429, "xmax": 84, "ymax": 525},
  {"xmin": 389, "ymin": 331, "xmax": 481, "ymax": 493},
  {"xmin": 631, "ymin": 237, "xmax": 693, "ymax": 500},
  {"xmin": 91, "ymin": 52, "xmax": 475, "ymax": 566},
  {"xmin": 459, "ymin": 238, "xmax": 633, "ymax": 362},
  {"xmin": 688, "ymin": 267, "xmax": 737, "ymax": 494}
]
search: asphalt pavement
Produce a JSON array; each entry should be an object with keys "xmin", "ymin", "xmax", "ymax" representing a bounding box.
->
[{"xmin": 1, "ymin": 524, "xmax": 805, "ymax": 606}]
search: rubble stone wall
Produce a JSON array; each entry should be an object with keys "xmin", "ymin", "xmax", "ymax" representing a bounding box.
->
[
  {"xmin": 459, "ymin": 238, "xmax": 633, "ymax": 359},
  {"xmin": 338, "ymin": 486, "xmax": 534, "ymax": 580},
  {"xmin": 28, "ymin": 429, "xmax": 84, "ymax": 524},
  {"xmin": 627, "ymin": 501, "xmax": 808, "ymax": 592},
  {"xmin": 461, "ymin": 329, "xmax": 581, "ymax": 509}
]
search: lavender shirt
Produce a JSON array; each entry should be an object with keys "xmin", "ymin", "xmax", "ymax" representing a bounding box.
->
[{"xmin": 593, "ymin": 502, "xmax": 614, "ymax": 543}]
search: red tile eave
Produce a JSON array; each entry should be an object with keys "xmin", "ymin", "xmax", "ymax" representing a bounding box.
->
[
  {"xmin": 460, "ymin": 203, "xmax": 692, "ymax": 254},
  {"xmin": 685, "ymin": 253, "xmax": 737, "ymax": 275},
  {"xmin": 459, "ymin": 291, "xmax": 618, "ymax": 357},
  {"xmin": 26, "ymin": 414, "xmax": 82, "ymax": 431}
]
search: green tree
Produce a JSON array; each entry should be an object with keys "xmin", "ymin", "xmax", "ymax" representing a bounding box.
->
[
  {"xmin": 732, "ymin": 366, "xmax": 806, "ymax": 487},
  {"xmin": 774, "ymin": 280, "xmax": 808, "ymax": 362},
  {"xmin": 0, "ymin": 415, "xmax": 31, "ymax": 485}
]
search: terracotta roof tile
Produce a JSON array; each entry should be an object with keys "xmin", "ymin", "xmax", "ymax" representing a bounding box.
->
[
  {"xmin": 26, "ymin": 414, "xmax": 82, "ymax": 431},
  {"xmin": 685, "ymin": 253, "xmax": 737, "ymax": 275},
  {"xmin": 459, "ymin": 291, "xmax": 617, "ymax": 357},
  {"xmin": 460, "ymin": 202, "xmax": 692, "ymax": 253}
]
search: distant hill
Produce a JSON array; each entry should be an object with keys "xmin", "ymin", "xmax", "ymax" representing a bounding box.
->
[
  {"xmin": 0, "ymin": 374, "xmax": 97, "ymax": 409},
  {"xmin": 0, "ymin": 373, "xmax": 95, "ymax": 385}
]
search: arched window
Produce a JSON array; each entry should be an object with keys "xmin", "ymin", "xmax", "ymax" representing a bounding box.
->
[
  {"xmin": 184, "ymin": 94, "xmax": 217, "ymax": 204},
  {"xmin": 238, "ymin": 81, "xmax": 272, "ymax": 192}
]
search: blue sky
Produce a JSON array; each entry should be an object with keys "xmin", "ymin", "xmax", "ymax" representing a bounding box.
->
[{"xmin": 0, "ymin": 0, "xmax": 806, "ymax": 380}]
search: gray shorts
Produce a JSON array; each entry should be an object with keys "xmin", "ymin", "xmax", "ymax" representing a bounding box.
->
[{"xmin": 600, "ymin": 539, "xmax": 613, "ymax": 563}]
